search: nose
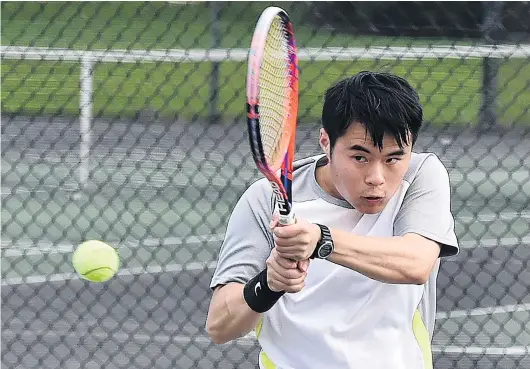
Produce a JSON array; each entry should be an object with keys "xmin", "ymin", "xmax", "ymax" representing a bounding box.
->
[{"xmin": 365, "ymin": 163, "xmax": 385, "ymax": 187}]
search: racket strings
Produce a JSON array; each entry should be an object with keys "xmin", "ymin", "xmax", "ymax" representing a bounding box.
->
[{"xmin": 259, "ymin": 16, "xmax": 290, "ymax": 166}]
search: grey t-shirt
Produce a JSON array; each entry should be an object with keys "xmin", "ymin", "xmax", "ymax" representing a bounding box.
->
[
  {"xmin": 210, "ymin": 152, "xmax": 459, "ymax": 290},
  {"xmin": 210, "ymin": 152, "xmax": 459, "ymax": 369}
]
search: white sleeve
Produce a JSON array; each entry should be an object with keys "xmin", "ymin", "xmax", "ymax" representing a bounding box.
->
[
  {"xmin": 394, "ymin": 155, "xmax": 459, "ymax": 257},
  {"xmin": 210, "ymin": 179, "xmax": 274, "ymax": 289}
]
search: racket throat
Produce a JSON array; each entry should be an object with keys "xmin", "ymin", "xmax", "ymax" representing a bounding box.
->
[{"xmin": 270, "ymin": 181, "xmax": 295, "ymax": 225}]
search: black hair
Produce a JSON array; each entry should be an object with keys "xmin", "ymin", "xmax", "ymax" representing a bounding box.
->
[{"xmin": 321, "ymin": 71, "xmax": 423, "ymax": 151}]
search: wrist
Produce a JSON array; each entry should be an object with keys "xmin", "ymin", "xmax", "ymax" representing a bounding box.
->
[
  {"xmin": 310, "ymin": 223, "xmax": 335, "ymax": 259},
  {"xmin": 243, "ymin": 268, "xmax": 285, "ymax": 313}
]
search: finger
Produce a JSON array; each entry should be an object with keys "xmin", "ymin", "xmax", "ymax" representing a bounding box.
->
[
  {"xmin": 266, "ymin": 278, "xmax": 283, "ymax": 293},
  {"xmin": 268, "ymin": 258, "xmax": 305, "ymax": 279},
  {"xmin": 283, "ymin": 281, "xmax": 305, "ymax": 294},
  {"xmin": 275, "ymin": 247, "xmax": 306, "ymax": 261},
  {"xmin": 275, "ymin": 248, "xmax": 297, "ymax": 260},
  {"xmin": 273, "ymin": 251, "xmax": 301, "ymax": 270},
  {"xmin": 271, "ymin": 247, "xmax": 295, "ymax": 264},
  {"xmin": 268, "ymin": 268, "xmax": 306, "ymax": 289},
  {"xmin": 274, "ymin": 233, "xmax": 312, "ymax": 247},
  {"xmin": 273, "ymin": 224, "xmax": 302, "ymax": 238},
  {"xmin": 297, "ymin": 259, "xmax": 310, "ymax": 272},
  {"xmin": 269, "ymin": 262, "xmax": 306, "ymax": 281},
  {"xmin": 267, "ymin": 267, "xmax": 288, "ymax": 292},
  {"xmin": 269, "ymin": 211, "xmax": 279, "ymax": 229},
  {"xmin": 275, "ymin": 255, "xmax": 298, "ymax": 269},
  {"xmin": 268, "ymin": 250, "xmax": 295, "ymax": 272},
  {"xmin": 281, "ymin": 268, "xmax": 306, "ymax": 281}
]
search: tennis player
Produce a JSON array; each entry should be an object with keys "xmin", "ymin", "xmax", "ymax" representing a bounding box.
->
[{"xmin": 206, "ymin": 71, "xmax": 459, "ymax": 369}]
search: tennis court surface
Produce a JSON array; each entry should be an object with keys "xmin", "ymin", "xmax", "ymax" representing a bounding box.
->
[
  {"xmin": 2, "ymin": 2, "xmax": 529, "ymax": 368},
  {"xmin": 3, "ymin": 116, "xmax": 529, "ymax": 369}
]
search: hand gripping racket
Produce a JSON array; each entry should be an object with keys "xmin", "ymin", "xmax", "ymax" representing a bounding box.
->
[{"xmin": 246, "ymin": 6, "xmax": 299, "ymax": 226}]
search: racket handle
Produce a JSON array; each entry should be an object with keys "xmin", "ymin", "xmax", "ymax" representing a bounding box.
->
[
  {"xmin": 277, "ymin": 212, "xmax": 307, "ymax": 272},
  {"xmin": 278, "ymin": 212, "xmax": 296, "ymax": 226}
]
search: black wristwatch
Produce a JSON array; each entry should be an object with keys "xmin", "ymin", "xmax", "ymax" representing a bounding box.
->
[{"xmin": 310, "ymin": 224, "xmax": 334, "ymax": 259}]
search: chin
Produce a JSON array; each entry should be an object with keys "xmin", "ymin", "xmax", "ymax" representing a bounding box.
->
[
  {"xmin": 354, "ymin": 199, "xmax": 387, "ymax": 214},
  {"xmin": 357, "ymin": 206, "xmax": 383, "ymax": 215}
]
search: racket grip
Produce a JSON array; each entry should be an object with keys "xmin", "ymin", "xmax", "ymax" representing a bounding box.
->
[
  {"xmin": 278, "ymin": 212, "xmax": 296, "ymax": 226},
  {"xmin": 277, "ymin": 212, "xmax": 307, "ymax": 272}
]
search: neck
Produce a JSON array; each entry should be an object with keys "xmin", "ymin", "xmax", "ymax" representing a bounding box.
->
[{"xmin": 315, "ymin": 159, "xmax": 344, "ymax": 200}]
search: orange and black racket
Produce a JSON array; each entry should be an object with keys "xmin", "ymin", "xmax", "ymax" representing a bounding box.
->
[{"xmin": 246, "ymin": 6, "xmax": 299, "ymax": 226}]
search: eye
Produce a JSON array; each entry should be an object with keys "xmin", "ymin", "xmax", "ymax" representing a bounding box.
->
[
  {"xmin": 386, "ymin": 158, "xmax": 400, "ymax": 164},
  {"xmin": 353, "ymin": 155, "xmax": 367, "ymax": 163}
]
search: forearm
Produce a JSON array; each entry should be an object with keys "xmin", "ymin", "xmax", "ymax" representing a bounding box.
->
[
  {"xmin": 328, "ymin": 230, "xmax": 440, "ymax": 284},
  {"xmin": 206, "ymin": 283, "xmax": 262, "ymax": 344}
]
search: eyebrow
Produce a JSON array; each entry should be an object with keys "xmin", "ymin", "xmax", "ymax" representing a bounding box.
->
[{"xmin": 348, "ymin": 144, "xmax": 406, "ymax": 156}]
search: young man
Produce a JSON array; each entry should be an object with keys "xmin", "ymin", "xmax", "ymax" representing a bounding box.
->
[{"xmin": 206, "ymin": 71, "xmax": 459, "ymax": 369}]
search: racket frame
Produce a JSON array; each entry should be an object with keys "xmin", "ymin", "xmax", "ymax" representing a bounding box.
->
[{"xmin": 246, "ymin": 7, "xmax": 299, "ymax": 226}]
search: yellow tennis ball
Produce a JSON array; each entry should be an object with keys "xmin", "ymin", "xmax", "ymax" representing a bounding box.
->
[{"xmin": 72, "ymin": 240, "xmax": 120, "ymax": 282}]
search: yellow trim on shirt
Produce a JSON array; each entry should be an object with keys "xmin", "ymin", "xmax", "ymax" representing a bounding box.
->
[
  {"xmin": 255, "ymin": 318, "xmax": 264, "ymax": 339},
  {"xmin": 260, "ymin": 351, "xmax": 277, "ymax": 369},
  {"xmin": 255, "ymin": 311, "xmax": 431, "ymax": 368},
  {"xmin": 412, "ymin": 310, "xmax": 433, "ymax": 369},
  {"xmin": 255, "ymin": 319, "xmax": 276, "ymax": 368}
]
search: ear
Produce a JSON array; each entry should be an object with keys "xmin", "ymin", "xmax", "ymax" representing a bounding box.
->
[{"xmin": 319, "ymin": 128, "xmax": 331, "ymax": 159}]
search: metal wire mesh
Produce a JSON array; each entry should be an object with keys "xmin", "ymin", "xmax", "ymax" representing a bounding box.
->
[{"xmin": 1, "ymin": 2, "xmax": 529, "ymax": 369}]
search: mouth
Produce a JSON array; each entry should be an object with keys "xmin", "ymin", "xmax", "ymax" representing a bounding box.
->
[{"xmin": 362, "ymin": 196, "xmax": 384, "ymax": 204}]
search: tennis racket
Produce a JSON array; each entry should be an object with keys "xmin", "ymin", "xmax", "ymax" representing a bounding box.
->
[{"xmin": 246, "ymin": 6, "xmax": 299, "ymax": 226}]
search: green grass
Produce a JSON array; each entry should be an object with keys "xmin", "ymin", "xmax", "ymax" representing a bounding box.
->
[
  {"xmin": 2, "ymin": 58, "xmax": 529, "ymax": 125},
  {"xmin": 2, "ymin": 1, "xmax": 529, "ymax": 125}
]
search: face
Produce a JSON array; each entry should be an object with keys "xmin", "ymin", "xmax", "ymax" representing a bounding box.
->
[{"xmin": 319, "ymin": 122, "xmax": 412, "ymax": 214}]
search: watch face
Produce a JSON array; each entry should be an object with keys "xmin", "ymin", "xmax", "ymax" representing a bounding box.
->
[{"xmin": 318, "ymin": 241, "xmax": 334, "ymax": 258}]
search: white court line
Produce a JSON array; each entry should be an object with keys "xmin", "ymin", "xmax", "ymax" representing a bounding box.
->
[
  {"xmin": 458, "ymin": 211, "xmax": 530, "ymax": 222},
  {"xmin": 1, "ymin": 233, "xmax": 225, "ymax": 257},
  {"xmin": 1, "ymin": 328, "xmax": 232, "ymax": 346},
  {"xmin": 3, "ymin": 260, "xmax": 529, "ymax": 325},
  {"xmin": 1, "ymin": 188, "xmax": 51, "ymax": 195},
  {"xmin": 431, "ymin": 346, "xmax": 529, "ymax": 355},
  {"xmin": 436, "ymin": 303, "xmax": 530, "ymax": 319},
  {"xmin": 448, "ymin": 169, "xmax": 529, "ymax": 182},
  {"xmin": 2, "ymin": 233, "xmax": 528, "ymax": 257},
  {"xmin": 458, "ymin": 235, "xmax": 530, "ymax": 249},
  {"xmin": 1, "ymin": 234, "xmax": 528, "ymax": 285},
  {"xmin": 1, "ymin": 261, "xmax": 217, "ymax": 286},
  {"xmin": 2, "ymin": 329, "xmax": 528, "ymax": 356}
]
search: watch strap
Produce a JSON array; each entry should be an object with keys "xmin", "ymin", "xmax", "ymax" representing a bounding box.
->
[{"xmin": 310, "ymin": 223, "xmax": 333, "ymax": 259}]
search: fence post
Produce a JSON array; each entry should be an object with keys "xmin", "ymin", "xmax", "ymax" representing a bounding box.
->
[
  {"xmin": 79, "ymin": 56, "xmax": 93, "ymax": 189},
  {"xmin": 480, "ymin": 1, "xmax": 504, "ymax": 131},
  {"xmin": 210, "ymin": 1, "xmax": 221, "ymax": 123}
]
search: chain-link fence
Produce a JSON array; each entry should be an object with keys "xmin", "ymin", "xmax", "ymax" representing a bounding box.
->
[{"xmin": 1, "ymin": 1, "xmax": 529, "ymax": 369}]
